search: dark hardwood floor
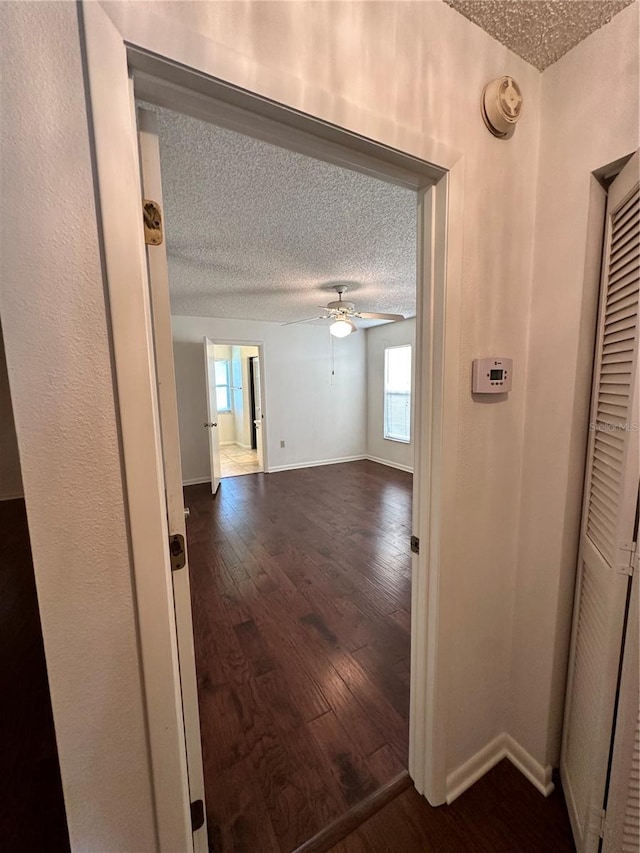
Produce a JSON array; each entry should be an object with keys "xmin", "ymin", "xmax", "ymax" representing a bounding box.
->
[
  {"xmin": 329, "ymin": 760, "xmax": 576, "ymax": 853},
  {"xmin": 185, "ymin": 460, "xmax": 413, "ymax": 852},
  {"xmin": 0, "ymin": 499, "xmax": 69, "ymax": 852}
]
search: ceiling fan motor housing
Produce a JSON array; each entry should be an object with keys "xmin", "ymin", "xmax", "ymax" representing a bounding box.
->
[
  {"xmin": 327, "ymin": 299, "xmax": 355, "ymax": 311},
  {"xmin": 481, "ymin": 76, "xmax": 523, "ymax": 139}
]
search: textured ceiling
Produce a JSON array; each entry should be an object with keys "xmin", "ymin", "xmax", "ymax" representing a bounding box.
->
[
  {"xmin": 444, "ymin": 0, "xmax": 634, "ymax": 70},
  {"xmin": 147, "ymin": 105, "xmax": 417, "ymax": 325}
]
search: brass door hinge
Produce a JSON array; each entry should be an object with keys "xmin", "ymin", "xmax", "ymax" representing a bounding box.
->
[
  {"xmin": 143, "ymin": 199, "xmax": 163, "ymax": 245},
  {"xmin": 169, "ymin": 533, "xmax": 186, "ymax": 571}
]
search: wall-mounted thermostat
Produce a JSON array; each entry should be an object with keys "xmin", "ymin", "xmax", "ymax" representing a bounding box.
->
[{"xmin": 472, "ymin": 357, "xmax": 512, "ymax": 394}]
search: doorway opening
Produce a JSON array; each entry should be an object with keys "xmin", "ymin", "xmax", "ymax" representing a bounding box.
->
[
  {"xmin": 204, "ymin": 340, "xmax": 265, "ymax": 485},
  {"xmin": 81, "ymin": 12, "xmax": 459, "ymax": 846},
  {"xmin": 141, "ymin": 97, "xmax": 418, "ymax": 849}
]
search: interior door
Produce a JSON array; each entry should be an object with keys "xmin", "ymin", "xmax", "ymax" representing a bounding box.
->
[
  {"xmin": 561, "ymin": 150, "xmax": 639, "ymax": 853},
  {"xmin": 137, "ymin": 107, "xmax": 208, "ymax": 853},
  {"xmin": 250, "ymin": 355, "xmax": 264, "ymax": 469},
  {"xmin": 203, "ymin": 338, "xmax": 222, "ymax": 494},
  {"xmin": 602, "ymin": 570, "xmax": 639, "ymax": 852}
]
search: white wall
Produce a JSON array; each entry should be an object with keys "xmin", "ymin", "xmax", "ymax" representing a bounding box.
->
[
  {"xmin": 172, "ymin": 316, "xmax": 367, "ymax": 479},
  {"xmin": 0, "ymin": 2, "xmax": 157, "ymax": 849},
  {"xmin": 510, "ymin": 3, "xmax": 640, "ymax": 769},
  {"xmin": 0, "ymin": 323, "xmax": 24, "ymax": 500},
  {"xmin": 366, "ymin": 319, "xmax": 416, "ymax": 472}
]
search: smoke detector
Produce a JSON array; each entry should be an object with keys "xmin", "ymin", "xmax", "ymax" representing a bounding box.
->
[{"xmin": 481, "ymin": 76, "xmax": 523, "ymax": 139}]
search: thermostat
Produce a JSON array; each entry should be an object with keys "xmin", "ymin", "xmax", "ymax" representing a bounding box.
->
[{"xmin": 472, "ymin": 357, "xmax": 512, "ymax": 394}]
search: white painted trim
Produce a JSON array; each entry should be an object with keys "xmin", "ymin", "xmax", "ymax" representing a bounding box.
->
[
  {"xmin": 138, "ymin": 106, "xmax": 208, "ymax": 852},
  {"xmin": 365, "ymin": 454, "xmax": 414, "ymax": 474},
  {"xmin": 0, "ymin": 492, "xmax": 24, "ymax": 502},
  {"xmin": 446, "ymin": 734, "xmax": 555, "ymax": 804},
  {"xmin": 504, "ymin": 734, "xmax": 555, "ymax": 797},
  {"xmin": 79, "ymin": 5, "xmax": 193, "ymax": 851},
  {"xmin": 219, "ymin": 440, "xmax": 235, "ymax": 447},
  {"xmin": 269, "ymin": 455, "xmax": 366, "ymax": 473},
  {"xmin": 188, "ymin": 456, "xmax": 412, "ymax": 479},
  {"xmin": 446, "ymin": 735, "xmax": 507, "ymax": 804}
]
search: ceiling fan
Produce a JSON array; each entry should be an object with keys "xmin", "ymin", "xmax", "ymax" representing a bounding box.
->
[{"xmin": 283, "ymin": 285, "xmax": 405, "ymax": 337}]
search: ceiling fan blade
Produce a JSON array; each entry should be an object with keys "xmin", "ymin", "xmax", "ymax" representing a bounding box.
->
[
  {"xmin": 356, "ymin": 312, "xmax": 405, "ymax": 322},
  {"xmin": 281, "ymin": 315, "xmax": 330, "ymax": 326}
]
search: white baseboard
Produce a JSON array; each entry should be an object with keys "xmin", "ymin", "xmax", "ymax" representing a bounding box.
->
[
  {"xmin": 268, "ymin": 454, "xmax": 366, "ymax": 473},
  {"xmin": 0, "ymin": 492, "xmax": 24, "ymax": 502},
  {"xmin": 446, "ymin": 735, "xmax": 506, "ymax": 804},
  {"xmin": 446, "ymin": 733, "xmax": 554, "ymax": 804},
  {"xmin": 504, "ymin": 734, "xmax": 555, "ymax": 797},
  {"xmin": 219, "ymin": 441, "xmax": 235, "ymax": 447},
  {"xmin": 365, "ymin": 454, "xmax": 414, "ymax": 474},
  {"xmin": 182, "ymin": 477, "xmax": 211, "ymax": 486}
]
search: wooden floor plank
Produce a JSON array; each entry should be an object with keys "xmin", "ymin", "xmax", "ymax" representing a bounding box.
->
[
  {"xmin": 328, "ymin": 761, "xmax": 575, "ymax": 853},
  {"xmin": 186, "ymin": 461, "xmax": 413, "ymax": 850},
  {"xmin": 308, "ymin": 711, "xmax": 379, "ymax": 806}
]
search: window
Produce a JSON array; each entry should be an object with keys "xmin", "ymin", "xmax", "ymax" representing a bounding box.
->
[
  {"xmin": 215, "ymin": 360, "xmax": 231, "ymax": 413},
  {"xmin": 384, "ymin": 345, "xmax": 411, "ymax": 443}
]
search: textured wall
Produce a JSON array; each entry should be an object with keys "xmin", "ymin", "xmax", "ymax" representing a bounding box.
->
[
  {"xmin": 0, "ymin": 324, "xmax": 24, "ymax": 500},
  {"xmin": 0, "ymin": 3, "xmax": 156, "ymax": 850},
  {"xmin": 366, "ymin": 319, "xmax": 416, "ymax": 471},
  {"xmin": 510, "ymin": 2, "xmax": 640, "ymax": 767},
  {"xmin": 172, "ymin": 316, "xmax": 367, "ymax": 480}
]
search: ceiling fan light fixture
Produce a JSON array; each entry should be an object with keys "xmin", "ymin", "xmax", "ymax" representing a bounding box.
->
[{"xmin": 330, "ymin": 318, "xmax": 356, "ymax": 338}]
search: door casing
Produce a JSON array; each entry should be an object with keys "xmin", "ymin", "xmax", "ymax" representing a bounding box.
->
[{"xmin": 79, "ymin": 2, "xmax": 465, "ymax": 848}]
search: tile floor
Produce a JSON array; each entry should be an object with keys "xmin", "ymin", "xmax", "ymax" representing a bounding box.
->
[{"xmin": 219, "ymin": 443, "xmax": 262, "ymax": 478}]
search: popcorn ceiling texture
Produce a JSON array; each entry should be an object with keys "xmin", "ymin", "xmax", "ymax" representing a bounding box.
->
[
  {"xmin": 146, "ymin": 105, "xmax": 417, "ymax": 324},
  {"xmin": 444, "ymin": 0, "xmax": 634, "ymax": 70}
]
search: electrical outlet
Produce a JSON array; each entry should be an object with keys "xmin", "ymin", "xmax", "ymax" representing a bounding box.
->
[{"xmin": 280, "ymin": 440, "xmax": 285, "ymax": 448}]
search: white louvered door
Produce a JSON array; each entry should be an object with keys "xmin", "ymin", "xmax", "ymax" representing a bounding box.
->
[
  {"xmin": 561, "ymin": 150, "xmax": 639, "ymax": 853},
  {"xmin": 602, "ymin": 574, "xmax": 639, "ymax": 853}
]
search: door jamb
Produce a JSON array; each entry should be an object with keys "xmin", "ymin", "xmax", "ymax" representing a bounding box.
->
[
  {"xmin": 79, "ymin": 2, "xmax": 464, "ymax": 846},
  {"xmin": 210, "ymin": 340, "xmax": 268, "ymax": 473}
]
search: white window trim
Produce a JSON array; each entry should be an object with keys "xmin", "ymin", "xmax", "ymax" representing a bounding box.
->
[{"xmin": 214, "ymin": 358, "xmax": 232, "ymax": 413}]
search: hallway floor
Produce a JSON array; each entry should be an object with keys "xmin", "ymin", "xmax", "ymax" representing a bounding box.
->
[
  {"xmin": 0, "ymin": 500, "xmax": 69, "ymax": 852},
  {"xmin": 220, "ymin": 444, "xmax": 262, "ymax": 478},
  {"xmin": 185, "ymin": 460, "xmax": 412, "ymax": 852},
  {"xmin": 331, "ymin": 760, "xmax": 575, "ymax": 853}
]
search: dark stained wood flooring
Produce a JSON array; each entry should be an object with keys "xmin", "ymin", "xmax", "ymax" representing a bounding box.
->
[
  {"xmin": 0, "ymin": 499, "xmax": 69, "ymax": 852},
  {"xmin": 330, "ymin": 760, "xmax": 576, "ymax": 853},
  {"xmin": 185, "ymin": 460, "xmax": 413, "ymax": 852}
]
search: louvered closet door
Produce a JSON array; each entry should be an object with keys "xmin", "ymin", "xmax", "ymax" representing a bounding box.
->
[
  {"xmin": 561, "ymin": 150, "xmax": 639, "ymax": 853},
  {"xmin": 602, "ymin": 575, "xmax": 639, "ymax": 853}
]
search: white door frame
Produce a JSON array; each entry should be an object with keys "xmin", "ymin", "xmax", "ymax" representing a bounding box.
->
[
  {"xmin": 208, "ymin": 339, "xmax": 269, "ymax": 473},
  {"xmin": 80, "ymin": 2, "xmax": 464, "ymax": 847}
]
